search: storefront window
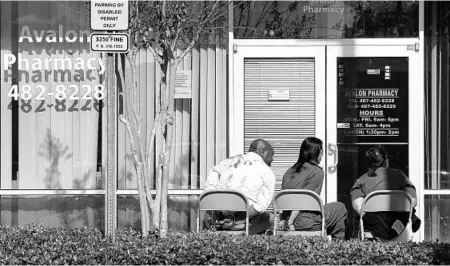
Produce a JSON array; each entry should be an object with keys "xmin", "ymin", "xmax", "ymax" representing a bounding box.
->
[
  {"xmin": 1, "ymin": 1, "xmax": 105, "ymax": 190},
  {"xmin": 425, "ymin": 2, "xmax": 450, "ymax": 190},
  {"xmin": 425, "ymin": 195, "xmax": 450, "ymax": 242},
  {"xmin": 0, "ymin": 1, "xmax": 105, "ymax": 230},
  {"xmin": 233, "ymin": 1, "xmax": 418, "ymax": 39},
  {"xmin": 1, "ymin": 1, "xmax": 227, "ymax": 232},
  {"xmin": 0, "ymin": 195, "xmax": 104, "ymax": 230},
  {"xmin": 424, "ymin": 1, "xmax": 450, "ymax": 242},
  {"xmin": 117, "ymin": 195, "xmax": 198, "ymax": 232}
]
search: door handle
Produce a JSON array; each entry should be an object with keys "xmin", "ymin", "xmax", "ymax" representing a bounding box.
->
[{"xmin": 328, "ymin": 143, "xmax": 338, "ymax": 173}]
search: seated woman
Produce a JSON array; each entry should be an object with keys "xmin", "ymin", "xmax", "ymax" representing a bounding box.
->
[
  {"xmin": 280, "ymin": 137, "xmax": 348, "ymax": 240},
  {"xmin": 350, "ymin": 146, "xmax": 421, "ymax": 240}
]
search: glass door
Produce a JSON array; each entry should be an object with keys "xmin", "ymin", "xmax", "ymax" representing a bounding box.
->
[{"xmin": 326, "ymin": 45, "xmax": 421, "ymax": 239}]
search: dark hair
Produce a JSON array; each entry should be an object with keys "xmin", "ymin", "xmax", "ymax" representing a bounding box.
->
[
  {"xmin": 366, "ymin": 146, "xmax": 388, "ymax": 177},
  {"xmin": 248, "ymin": 139, "xmax": 271, "ymax": 153},
  {"xmin": 292, "ymin": 137, "xmax": 323, "ymax": 172}
]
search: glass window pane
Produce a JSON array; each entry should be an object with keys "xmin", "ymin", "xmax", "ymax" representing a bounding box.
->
[
  {"xmin": 117, "ymin": 195, "xmax": 198, "ymax": 232},
  {"xmin": 337, "ymin": 144, "xmax": 409, "ymax": 237},
  {"xmin": 0, "ymin": 195, "xmax": 104, "ymax": 231},
  {"xmin": 425, "ymin": 195, "xmax": 450, "ymax": 242},
  {"xmin": 233, "ymin": 1, "xmax": 418, "ymax": 39},
  {"xmin": 337, "ymin": 57, "xmax": 409, "ymax": 144},
  {"xmin": 424, "ymin": 2, "xmax": 450, "ymax": 190},
  {"xmin": 335, "ymin": 56, "xmax": 411, "ymax": 237},
  {"xmin": 0, "ymin": 1, "xmax": 106, "ymax": 190}
]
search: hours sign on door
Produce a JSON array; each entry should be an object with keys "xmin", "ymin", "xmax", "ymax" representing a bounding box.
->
[{"xmin": 336, "ymin": 57, "xmax": 409, "ymax": 143}]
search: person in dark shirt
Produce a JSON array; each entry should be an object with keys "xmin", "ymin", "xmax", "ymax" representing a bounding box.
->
[
  {"xmin": 281, "ymin": 137, "xmax": 348, "ymax": 240},
  {"xmin": 350, "ymin": 146, "xmax": 421, "ymax": 240}
]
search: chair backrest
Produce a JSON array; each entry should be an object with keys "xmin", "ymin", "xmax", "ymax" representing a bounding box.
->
[
  {"xmin": 199, "ymin": 190, "xmax": 248, "ymax": 211},
  {"xmin": 360, "ymin": 190, "xmax": 413, "ymax": 240},
  {"xmin": 273, "ymin": 189, "xmax": 326, "ymax": 237},
  {"xmin": 197, "ymin": 189, "xmax": 249, "ymax": 235},
  {"xmin": 361, "ymin": 190, "xmax": 413, "ymax": 214}
]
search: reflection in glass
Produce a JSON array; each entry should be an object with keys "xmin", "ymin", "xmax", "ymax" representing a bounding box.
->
[
  {"xmin": 337, "ymin": 144, "xmax": 409, "ymax": 238},
  {"xmin": 0, "ymin": 1, "xmax": 106, "ymax": 190},
  {"xmin": 336, "ymin": 57, "xmax": 409, "ymax": 144},
  {"xmin": 424, "ymin": 2, "xmax": 450, "ymax": 190},
  {"xmin": 425, "ymin": 195, "xmax": 450, "ymax": 242},
  {"xmin": 0, "ymin": 195, "xmax": 104, "ymax": 231},
  {"xmin": 233, "ymin": 1, "xmax": 418, "ymax": 39},
  {"xmin": 117, "ymin": 195, "xmax": 198, "ymax": 232}
]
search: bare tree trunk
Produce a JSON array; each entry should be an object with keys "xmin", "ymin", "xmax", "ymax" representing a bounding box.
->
[
  {"xmin": 136, "ymin": 163, "xmax": 150, "ymax": 235},
  {"xmin": 160, "ymin": 61, "xmax": 177, "ymax": 237},
  {"xmin": 144, "ymin": 110, "xmax": 162, "ymax": 230},
  {"xmin": 152, "ymin": 61, "xmax": 167, "ymax": 230},
  {"xmin": 122, "ymin": 0, "xmax": 231, "ymax": 238},
  {"xmin": 118, "ymin": 51, "xmax": 153, "ymax": 236}
]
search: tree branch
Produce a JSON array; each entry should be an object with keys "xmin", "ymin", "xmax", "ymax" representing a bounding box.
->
[
  {"xmin": 119, "ymin": 52, "xmax": 144, "ymax": 164},
  {"xmin": 145, "ymin": 111, "xmax": 162, "ymax": 167},
  {"xmin": 147, "ymin": 45, "xmax": 164, "ymax": 65},
  {"xmin": 162, "ymin": 0, "xmax": 167, "ymax": 18},
  {"xmin": 125, "ymin": 51, "xmax": 147, "ymax": 164},
  {"xmin": 119, "ymin": 114, "xmax": 150, "ymax": 234},
  {"xmin": 176, "ymin": 1, "xmax": 221, "ymax": 64},
  {"xmin": 206, "ymin": 3, "xmax": 232, "ymax": 25},
  {"xmin": 119, "ymin": 116, "xmax": 140, "ymax": 163},
  {"xmin": 143, "ymin": 111, "xmax": 162, "ymax": 212}
]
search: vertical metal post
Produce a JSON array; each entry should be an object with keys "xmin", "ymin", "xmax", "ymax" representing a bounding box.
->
[
  {"xmin": 105, "ymin": 53, "xmax": 117, "ymax": 241},
  {"xmin": 418, "ymin": 0, "xmax": 426, "ymax": 243},
  {"xmin": 227, "ymin": 0, "xmax": 234, "ymax": 158},
  {"xmin": 429, "ymin": 1, "xmax": 441, "ymax": 242}
]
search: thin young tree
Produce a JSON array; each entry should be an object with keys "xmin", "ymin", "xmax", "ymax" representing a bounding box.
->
[{"xmin": 117, "ymin": 0, "xmax": 231, "ymax": 237}]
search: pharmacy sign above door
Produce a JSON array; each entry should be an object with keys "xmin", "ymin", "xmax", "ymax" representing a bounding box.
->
[{"xmin": 90, "ymin": 0, "xmax": 129, "ymax": 31}]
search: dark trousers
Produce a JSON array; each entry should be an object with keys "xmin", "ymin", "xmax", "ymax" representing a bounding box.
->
[
  {"xmin": 354, "ymin": 208, "xmax": 421, "ymax": 240},
  {"xmin": 203, "ymin": 211, "xmax": 273, "ymax": 235},
  {"xmin": 292, "ymin": 202, "xmax": 348, "ymax": 240},
  {"xmin": 234, "ymin": 211, "xmax": 273, "ymax": 234}
]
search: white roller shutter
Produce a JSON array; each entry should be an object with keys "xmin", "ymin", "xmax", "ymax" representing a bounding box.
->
[{"xmin": 244, "ymin": 58, "xmax": 316, "ymax": 190}]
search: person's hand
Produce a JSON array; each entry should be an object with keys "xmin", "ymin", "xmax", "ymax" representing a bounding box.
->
[
  {"xmin": 277, "ymin": 220, "xmax": 287, "ymax": 231},
  {"xmin": 216, "ymin": 211, "xmax": 236, "ymax": 230},
  {"xmin": 217, "ymin": 217, "xmax": 235, "ymax": 229},
  {"xmin": 222, "ymin": 218, "xmax": 235, "ymax": 230},
  {"xmin": 287, "ymin": 220, "xmax": 295, "ymax": 231}
]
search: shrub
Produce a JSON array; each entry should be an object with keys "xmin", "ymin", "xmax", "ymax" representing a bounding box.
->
[{"xmin": 0, "ymin": 224, "xmax": 449, "ymax": 265}]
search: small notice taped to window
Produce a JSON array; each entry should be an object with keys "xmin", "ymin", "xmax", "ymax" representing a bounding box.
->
[
  {"xmin": 367, "ymin": 69, "xmax": 381, "ymax": 75},
  {"xmin": 337, "ymin": 123, "xmax": 350, "ymax": 129},
  {"xmin": 175, "ymin": 70, "xmax": 192, "ymax": 99},
  {"xmin": 268, "ymin": 89, "xmax": 290, "ymax": 101}
]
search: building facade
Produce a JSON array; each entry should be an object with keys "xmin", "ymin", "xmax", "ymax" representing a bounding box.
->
[{"xmin": 0, "ymin": 1, "xmax": 449, "ymax": 242}]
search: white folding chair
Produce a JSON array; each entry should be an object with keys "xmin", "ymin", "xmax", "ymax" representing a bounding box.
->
[
  {"xmin": 197, "ymin": 189, "xmax": 249, "ymax": 235},
  {"xmin": 273, "ymin": 189, "xmax": 327, "ymax": 237},
  {"xmin": 360, "ymin": 190, "xmax": 413, "ymax": 241}
]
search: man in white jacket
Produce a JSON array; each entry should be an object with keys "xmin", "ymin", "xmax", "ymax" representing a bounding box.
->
[{"xmin": 204, "ymin": 139, "xmax": 276, "ymax": 234}]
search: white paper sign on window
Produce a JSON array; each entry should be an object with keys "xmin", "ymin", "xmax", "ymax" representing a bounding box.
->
[
  {"xmin": 175, "ymin": 70, "xmax": 192, "ymax": 99},
  {"xmin": 268, "ymin": 89, "xmax": 290, "ymax": 101}
]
